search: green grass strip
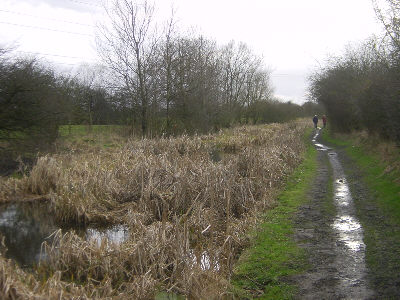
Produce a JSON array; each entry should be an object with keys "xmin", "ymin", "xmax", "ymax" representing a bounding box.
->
[
  {"xmin": 231, "ymin": 131, "xmax": 317, "ymax": 299},
  {"xmin": 347, "ymin": 147, "xmax": 400, "ymax": 221}
]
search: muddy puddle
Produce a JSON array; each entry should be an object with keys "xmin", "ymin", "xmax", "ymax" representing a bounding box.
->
[
  {"xmin": 86, "ymin": 224, "xmax": 129, "ymax": 246},
  {"xmin": 155, "ymin": 292, "xmax": 185, "ymax": 300},
  {"xmin": 188, "ymin": 250, "xmax": 220, "ymax": 271},
  {"xmin": 209, "ymin": 148, "xmax": 223, "ymax": 162},
  {"xmin": 311, "ymin": 128, "xmax": 373, "ymax": 298},
  {"xmin": 0, "ymin": 201, "xmax": 128, "ymax": 268}
]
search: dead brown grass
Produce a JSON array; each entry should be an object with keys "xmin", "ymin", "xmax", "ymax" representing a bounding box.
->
[
  {"xmin": 0, "ymin": 119, "xmax": 310, "ymax": 299},
  {"xmin": 331, "ymin": 129, "xmax": 400, "ymax": 177}
]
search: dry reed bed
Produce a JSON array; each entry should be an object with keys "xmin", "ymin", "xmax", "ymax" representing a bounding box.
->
[{"xmin": 0, "ymin": 120, "xmax": 308, "ymax": 299}]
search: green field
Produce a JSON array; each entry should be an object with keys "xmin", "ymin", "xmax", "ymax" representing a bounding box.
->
[
  {"xmin": 58, "ymin": 124, "xmax": 128, "ymax": 137},
  {"xmin": 56, "ymin": 125, "xmax": 130, "ymax": 150}
]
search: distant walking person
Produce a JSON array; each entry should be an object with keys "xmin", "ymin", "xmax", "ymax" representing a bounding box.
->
[
  {"xmin": 313, "ymin": 115, "xmax": 318, "ymax": 128},
  {"xmin": 322, "ymin": 115, "xmax": 327, "ymax": 128}
]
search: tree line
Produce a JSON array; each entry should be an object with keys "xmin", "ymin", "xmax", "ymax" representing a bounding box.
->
[
  {"xmin": 309, "ymin": 0, "xmax": 400, "ymax": 142},
  {"xmin": 96, "ymin": 0, "xmax": 319, "ymax": 136},
  {"xmin": 0, "ymin": 0, "xmax": 319, "ymax": 165}
]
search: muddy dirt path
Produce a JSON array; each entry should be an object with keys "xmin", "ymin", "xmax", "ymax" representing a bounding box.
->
[{"xmin": 291, "ymin": 128, "xmax": 374, "ymax": 299}]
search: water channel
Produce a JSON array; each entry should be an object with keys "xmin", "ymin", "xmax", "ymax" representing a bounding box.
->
[
  {"xmin": 0, "ymin": 200, "xmax": 218, "ymax": 299},
  {"xmin": 0, "ymin": 201, "xmax": 128, "ymax": 268}
]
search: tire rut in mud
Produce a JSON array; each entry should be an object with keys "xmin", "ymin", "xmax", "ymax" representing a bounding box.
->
[
  {"xmin": 338, "ymin": 147, "xmax": 400, "ymax": 298},
  {"xmin": 289, "ymin": 129, "xmax": 374, "ymax": 299}
]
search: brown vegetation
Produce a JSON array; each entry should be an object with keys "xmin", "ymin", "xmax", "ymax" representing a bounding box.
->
[
  {"xmin": 330, "ymin": 130, "xmax": 400, "ymax": 180},
  {"xmin": 0, "ymin": 120, "xmax": 309, "ymax": 299}
]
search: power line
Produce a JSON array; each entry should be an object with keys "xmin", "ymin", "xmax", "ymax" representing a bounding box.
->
[
  {"xmin": 271, "ymin": 73, "xmax": 305, "ymax": 77},
  {"xmin": 43, "ymin": 60, "xmax": 100, "ymax": 68},
  {"xmin": 16, "ymin": 50, "xmax": 97, "ymax": 61},
  {"xmin": 65, "ymin": 0, "xmax": 102, "ymax": 8},
  {"xmin": 15, "ymin": 51, "xmax": 101, "ymax": 68},
  {"xmin": 0, "ymin": 9, "xmax": 95, "ymax": 27},
  {"xmin": 0, "ymin": 21, "xmax": 93, "ymax": 37},
  {"xmin": 49, "ymin": 61, "xmax": 104, "ymax": 68},
  {"xmin": 50, "ymin": 61, "xmax": 81, "ymax": 66}
]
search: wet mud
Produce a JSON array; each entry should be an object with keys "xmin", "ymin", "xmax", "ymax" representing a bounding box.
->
[
  {"xmin": 339, "ymin": 144, "xmax": 400, "ymax": 298},
  {"xmin": 291, "ymin": 129, "xmax": 374, "ymax": 299}
]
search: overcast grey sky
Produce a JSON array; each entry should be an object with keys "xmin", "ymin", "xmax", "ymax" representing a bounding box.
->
[{"xmin": 0, "ymin": 0, "xmax": 385, "ymax": 104}]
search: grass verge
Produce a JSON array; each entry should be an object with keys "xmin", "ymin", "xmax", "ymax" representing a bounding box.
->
[{"xmin": 231, "ymin": 130, "xmax": 317, "ymax": 299}]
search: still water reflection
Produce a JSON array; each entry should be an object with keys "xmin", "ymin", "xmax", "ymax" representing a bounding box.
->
[
  {"xmin": 0, "ymin": 202, "xmax": 128, "ymax": 268},
  {"xmin": 0, "ymin": 202, "xmax": 57, "ymax": 268},
  {"xmin": 86, "ymin": 224, "xmax": 129, "ymax": 246}
]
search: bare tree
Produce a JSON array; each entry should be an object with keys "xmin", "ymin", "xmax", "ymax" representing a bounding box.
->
[
  {"xmin": 75, "ymin": 64, "xmax": 107, "ymax": 131},
  {"xmin": 97, "ymin": 0, "xmax": 158, "ymax": 136},
  {"xmin": 218, "ymin": 41, "xmax": 273, "ymax": 123},
  {"xmin": 96, "ymin": 2, "xmax": 276, "ymax": 134},
  {"xmin": 159, "ymin": 12, "xmax": 178, "ymax": 133},
  {"xmin": 373, "ymin": 0, "xmax": 400, "ymax": 53}
]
